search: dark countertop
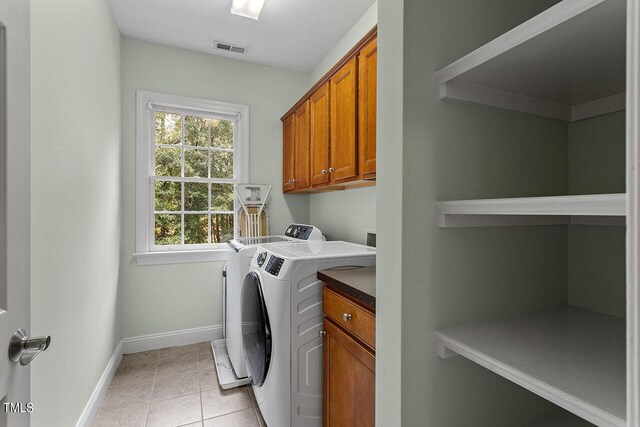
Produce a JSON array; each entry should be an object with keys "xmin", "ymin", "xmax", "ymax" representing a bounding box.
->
[{"xmin": 318, "ymin": 266, "xmax": 376, "ymax": 311}]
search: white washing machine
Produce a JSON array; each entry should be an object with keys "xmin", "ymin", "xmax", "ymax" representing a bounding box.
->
[
  {"xmin": 212, "ymin": 224, "xmax": 324, "ymax": 389},
  {"xmin": 241, "ymin": 241, "xmax": 376, "ymax": 427}
]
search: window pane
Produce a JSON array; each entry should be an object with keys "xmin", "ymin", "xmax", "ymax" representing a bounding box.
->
[
  {"xmin": 211, "ymin": 151, "xmax": 233, "ymax": 179},
  {"xmin": 185, "ymin": 116, "xmax": 209, "ymax": 147},
  {"xmin": 211, "ymin": 184, "xmax": 234, "ymax": 211},
  {"xmin": 211, "ymin": 119, "xmax": 234, "ymax": 149},
  {"xmin": 155, "ymin": 181, "xmax": 181, "ymax": 212},
  {"xmin": 184, "ymin": 182, "xmax": 208, "ymax": 212},
  {"xmin": 185, "ymin": 214, "xmax": 209, "ymax": 244},
  {"xmin": 211, "ymin": 214, "xmax": 234, "ymax": 243},
  {"xmin": 155, "ymin": 112, "xmax": 181, "ymax": 145},
  {"xmin": 155, "ymin": 214, "xmax": 181, "ymax": 245},
  {"xmin": 155, "ymin": 146, "xmax": 181, "ymax": 177},
  {"xmin": 184, "ymin": 149, "xmax": 208, "ymax": 178}
]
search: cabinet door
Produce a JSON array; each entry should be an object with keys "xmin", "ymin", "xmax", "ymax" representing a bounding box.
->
[
  {"xmin": 358, "ymin": 37, "xmax": 377, "ymax": 180},
  {"xmin": 330, "ymin": 57, "xmax": 358, "ymax": 182},
  {"xmin": 310, "ymin": 83, "xmax": 330, "ymax": 186},
  {"xmin": 282, "ymin": 114, "xmax": 295, "ymax": 192},
  {"xmin": 323, "ymin": 318, "xmax": 375, "ymax": 427},
  {"xmin": 293, "ymin": 100, "xmax": 311, "ymax": 190}
]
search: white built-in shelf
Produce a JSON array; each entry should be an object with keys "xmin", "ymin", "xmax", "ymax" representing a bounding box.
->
[
  {"xmin": 436, "ymin": 0, "xmax": 626, "ymax": 122},
  {"xmin": 436, "ymin": 193, "xmax": 625, "ymax": 228},
  {"xmin": 436, "ymin": 307, "xmax": 625, "ymax": 427}
]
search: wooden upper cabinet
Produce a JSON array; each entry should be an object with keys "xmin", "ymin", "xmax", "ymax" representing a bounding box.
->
[
  {"xmin": 282, "ymin": 114, "xmax": 295, "ymax": 192},
  {"xmin": 281, "ymin": 27, "xmax": 377, "ymax": 194},
  {"xmin": 329, "ymin": 56, "xmax": 358, "ymax": 183},
  {"xmin": 293, "ymin": 100, "xmax": 311, "ymax": 190},
  {"xmin": 310, "ymin": 83, "xmax": 331, "ymax": 186},
  {"xmin": 358, "ymin": 37, "xmax": 377, "ymax": 180}
]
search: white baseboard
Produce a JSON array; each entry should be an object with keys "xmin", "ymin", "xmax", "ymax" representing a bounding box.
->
[
  {"xmin": 74, "ymin": 340, "xmax": 123, "ymax": 427},
  {"xmin": 121, "ymin": 325, "xmax": 223, "ymax": 354},
  {"xmin": 75, "ymin": 324, "xmax": 222, "ymax": 427}
]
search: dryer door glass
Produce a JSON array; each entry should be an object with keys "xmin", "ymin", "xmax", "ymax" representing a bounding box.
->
[{"xmin": 241, "ymin": 272, "xmax": 272, "ymax": 387}]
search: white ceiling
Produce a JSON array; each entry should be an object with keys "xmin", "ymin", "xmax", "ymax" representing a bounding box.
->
[{"xmin": 109, "ymin": 0, "xmax": 376, "ymax": 72}]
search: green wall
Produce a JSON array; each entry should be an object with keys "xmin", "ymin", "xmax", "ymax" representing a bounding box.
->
[
  {"xmin": 309, "ymin": 2, "xmax": 378, "ymax": 84},
  {"xmin": 308, "ymin": 2, "xmax": 378, "ymax": 245},
  {"xmin": 30, "ymin": 0, "xmax": 122, "ymax": 425},
  {"xmin": 119, "ymin": 39, "xmax": 310, "ymax": 337},
  {"xmin": 309, "ymin": 187, "xmax": 376, "ymax": 244},
  {"xmin": 378, "ymin": 0, "xmax": 569, "ymax": 425},
  {"xmin": 568, "ymin": 112, "xmax": 627, "ymax": 319},
  {"xmin": 375, "ymin": 0, "xmax": 404, "ymax": 423}
]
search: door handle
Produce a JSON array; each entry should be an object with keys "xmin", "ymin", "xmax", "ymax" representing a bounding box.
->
[{"xmin": 9, "ymin": 329, "xmax": 51, "ymax": 366}]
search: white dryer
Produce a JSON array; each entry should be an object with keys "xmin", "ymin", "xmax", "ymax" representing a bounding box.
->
[
  {"xmin": 241, "ymin": 241, "xmax": 376, "ymax": 427},
  {"xmin": 212, "ymin": 224, "xmax": 324, "ymax": 389}
]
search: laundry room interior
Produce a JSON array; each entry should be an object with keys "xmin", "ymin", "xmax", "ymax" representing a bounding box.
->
[{"xmin": 5, "ymin": 0, "xmax": 638, "ymax": 425}]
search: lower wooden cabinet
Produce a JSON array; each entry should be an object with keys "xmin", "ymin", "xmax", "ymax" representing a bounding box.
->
[{"xmin": 322, "ymin": 286, "xmax": 375, "ymax": 427}]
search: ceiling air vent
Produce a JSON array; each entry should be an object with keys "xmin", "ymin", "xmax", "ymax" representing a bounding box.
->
[{"xmin": 214, "ymin": 41, "xmax": 248, "ymax": 55}]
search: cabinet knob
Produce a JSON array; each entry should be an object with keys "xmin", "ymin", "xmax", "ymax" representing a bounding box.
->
[
  {"xmin": 342, "ymin": 313, "xmax": 352, "ymax": 322},
  {"xmin": 321, "ymin": 169, "xmax": 327, "ymax": 175},
  {"xmin": 319, "ymin": 330, "xmax": 327, "ymax": 337},
  {"xmin": 287, "ymin": 179, "xmax": 297, "ymax": 184},
  {"xmin": 329, "ymin": 167, "xmax": 335, "ymax": 173}
]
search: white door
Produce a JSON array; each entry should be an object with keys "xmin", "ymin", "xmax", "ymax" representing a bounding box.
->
[{"xmin": 0, "ymin": 0, "xmax": 33, "ymax": 425}]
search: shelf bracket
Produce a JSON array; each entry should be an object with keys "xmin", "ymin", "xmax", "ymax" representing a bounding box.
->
[{"xmin": 437, "ymin": 343, "xmax": 459, "ymax": 360}]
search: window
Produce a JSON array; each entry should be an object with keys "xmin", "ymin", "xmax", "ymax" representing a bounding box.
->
[{"xmin": 136, "ymin": 91, "xmax": 249, "ymax": 265}]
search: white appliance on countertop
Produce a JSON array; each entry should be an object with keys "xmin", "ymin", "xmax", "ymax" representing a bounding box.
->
[
  {"xmin": 211, "ymin": 224, "xmax": 324, "ymax": 389},
  {"xmin": 241, "ymin": 241, "xmax": 376, "ymax": 427}
]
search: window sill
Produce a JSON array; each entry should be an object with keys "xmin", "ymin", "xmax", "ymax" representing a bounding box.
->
[{"xmin": 134, "ymin": 249, "xmax": 229, "ymax": 266}]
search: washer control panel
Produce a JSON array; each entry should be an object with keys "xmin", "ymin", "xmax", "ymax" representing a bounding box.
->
[
  {"xmin": 285, "ymin": 224, "xmax": 316, "ymax": 240},
  {"xmin": 265, "ymin": 256, "xmax": 285, "ymax": 276}
]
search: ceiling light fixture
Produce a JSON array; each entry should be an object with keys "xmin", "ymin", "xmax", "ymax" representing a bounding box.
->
[{"xmin": 230, "ymin": 0, "xmax": 265, "ymax": 20}]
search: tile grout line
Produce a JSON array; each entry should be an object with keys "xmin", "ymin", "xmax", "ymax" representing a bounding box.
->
[
  {"xmin": 201, "ymin": 406, "xmax": 256, "ymax": 424},
  {"xmin": 143, "ymin": 367, "xmax": 155, "ymax": 427},
  {"xmin": 199, "ymin": 371, "xmax": 205, "ymax": 426}
]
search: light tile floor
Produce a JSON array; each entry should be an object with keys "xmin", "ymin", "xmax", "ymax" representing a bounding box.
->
[{"xmin": 92, "ymin": 342, "xmax": 266, "ymax": 427}]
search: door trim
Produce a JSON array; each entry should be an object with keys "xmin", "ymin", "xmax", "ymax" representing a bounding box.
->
[{"xmin": 627, "ymin": 0, "xmax": 640, "ymax": 424}]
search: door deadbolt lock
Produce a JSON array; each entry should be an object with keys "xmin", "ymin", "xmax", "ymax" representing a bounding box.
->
[{"xmin": 9, "ymin": 329, "xmax": 51, "ymax": 366}]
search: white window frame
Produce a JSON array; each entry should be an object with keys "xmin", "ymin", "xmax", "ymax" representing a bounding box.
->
[{"xmin": 134, "ymin": 90, "xmax": 249, "ymax": 265}]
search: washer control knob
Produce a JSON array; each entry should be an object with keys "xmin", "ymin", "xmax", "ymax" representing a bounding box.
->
[{"xmin": 257, "ymin": 252, "xmax": 268, "ymax": 267}]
